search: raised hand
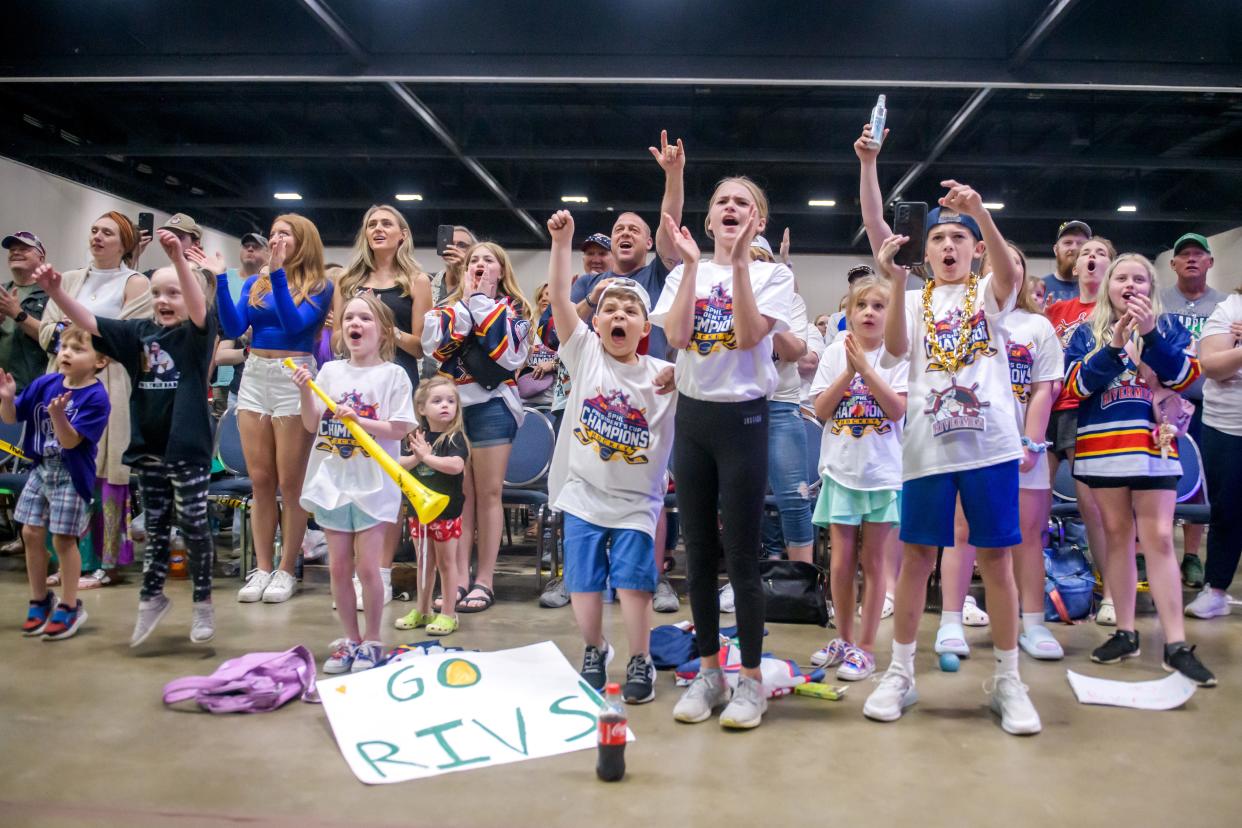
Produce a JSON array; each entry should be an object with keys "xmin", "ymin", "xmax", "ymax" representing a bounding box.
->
[
  {"xmin": 662, "ymin": 213, "xmax": 700, "ymax": 265},
  {"xmin": 938, "ymin": 180, "xmax": 985, "ymax": 219},
  {"xmin": 32, "ymin": 263, "xmax": 62, "ymax": 294},
  {"xmin": 588, "ymin": 277, "xmax": 617, "ymax": 307},
  {"xmin": 1110, "ymin": 311, "xmax": 1137, "ymax": 348},
  {"xmin": 47, "ymin": 391, "xmax": 72, "ymax": 418},
  {"xmin": 547, "ymin": 210, "xmax": 575, "ymax": 245},
  {"xmin": 408, "ymin": 428, "xmax": 431, "ymax": 462},
  {"xmin": 854, "ymin": 123, "xmax": 890, "ymax": 161},
  {"xmin": 156, "ymin": 228, "xmax": 184, "ymax": 259},
  {"xmin": 1126, "ymin": 292, "xmax": 1157, "ymax": 335},
  {"xmin": 0, "ymin": 285, "xmax": 19, "ymax": 318},
  {"xmin": 0, "ymin": 370, "xmax": 15, "ymax": 402},
  {"xmin": 186, "ymin": 246, "xmax": 227, "ymax": 275},
  {"xmin": 648, "ymin": 129, "xmax": 686, "ymax": 174},
  {"xmin": 779, "ymin": 227, "xmax": 792, "ymax": 267},
  {"xmin": 269, "ymin": 236, "xmax": 290, "ymax": 271},
  {"xmin": 730, "ymin": 210, "xmax": 759, "ymax": 268},
  {"xmin": 875, "ymin": 234, "xmax": 909, "ymax": 277},
  {"xmin": 843, "ymin": 333, "xmax": 869, "ymax": 377}
]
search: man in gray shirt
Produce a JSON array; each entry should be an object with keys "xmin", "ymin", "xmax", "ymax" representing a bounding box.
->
[{"xmin": 1159, "ymin": 231, "xmax": 1226, "ymax": 589}]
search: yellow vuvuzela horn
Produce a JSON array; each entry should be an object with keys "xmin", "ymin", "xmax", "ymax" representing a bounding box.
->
[
  {"xmin": 283, "ymin": 358, "xmax": 448, "ymax": 524},
  {"xmin": 0, "ymin": 438, "xmax": 30, "ymax": 463}
]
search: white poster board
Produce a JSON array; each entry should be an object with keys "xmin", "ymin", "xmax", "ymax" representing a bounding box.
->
[
  {"xmin": 318, "ymin": 641, "xmax": 633, "ymax": 784},
  {"xmin": 1066, "ymin": 670, "xmax": 1197, "ymax": 710}
]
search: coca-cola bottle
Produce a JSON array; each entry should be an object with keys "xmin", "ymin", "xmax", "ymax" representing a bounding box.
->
[{"xmin": 595, "ymin": 682, "xmax": 627, "ymax": 782}]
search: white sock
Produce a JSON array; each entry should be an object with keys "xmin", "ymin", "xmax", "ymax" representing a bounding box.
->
[
  {"xmin": 994, "ymin": 646, "xmax": 1019, "ymax": 677},
  {"xmin": 380, "ymin": 567, "xmax": 392, "ymax": 585},
  {"xmin": 1021, "ymin": 612, "xmax": 1045, "ymax": 633},
  {"xmin": 892, "ymin": 640, "xmax": 916, "ymax": 673},
  {"xmin": 940, "ymin": 610, "xmax": 963, "ymax": 627}
]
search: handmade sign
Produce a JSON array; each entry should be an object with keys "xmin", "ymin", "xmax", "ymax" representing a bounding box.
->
[
  {"xmin": 318, "ymin": 641, "xmax": 633, "ymax": 784},
  {"xmin": 1066, "ymin": 670, "xmax": 1196, "ymax": 711}
]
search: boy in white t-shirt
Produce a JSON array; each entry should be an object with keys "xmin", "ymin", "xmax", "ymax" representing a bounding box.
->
[{"xmin": 545, "ymin": 210, "xmax": 677, "ymax": 704}]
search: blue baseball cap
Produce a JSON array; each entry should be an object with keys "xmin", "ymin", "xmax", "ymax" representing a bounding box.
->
[
  {"xmin": 581, "ymin": 233, "xmax": 611, "ymax": 252},
  {"xmin": 925, "ymin": 207, "xmax": 982, "ymax": 241}
]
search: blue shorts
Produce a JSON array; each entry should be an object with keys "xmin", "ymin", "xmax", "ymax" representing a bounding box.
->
[
  {"xmin": 314, "ymin": 502, "xmax": 383, "ymax": 533},
  {"xmin": 463, "ymin": 397, "xmax": 517, "ymax": 447},
  {"xmin": 900, "ymin": 460, "xmax": 1021, "ymax": 549},
  {"xmin": 562, "ymin": 513, "xmax": 658, "ymax": 594}
]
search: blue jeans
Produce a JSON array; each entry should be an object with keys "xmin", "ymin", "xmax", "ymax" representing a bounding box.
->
[{"xmin": 764, "ymin": 401, "xmax": 814, "ymax": 553}]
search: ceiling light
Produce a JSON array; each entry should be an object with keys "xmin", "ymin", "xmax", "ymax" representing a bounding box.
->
[
  {"xmin": 395, "ymin": 193, "xmax": 423, "ymax": 202},
  {"xmin": 22, "ymin": 114, "xmax": 43, "ymax": 128},
  {"xmin": 136, "ymin": 163, "xmax": 153, "ymax": 174},
  {"xmin": 561, "ymin": 195, "xmax": 589, "ymax": 204},
  {"xmin": 190, "ymin": 187, "xmax": 205, "ymax": 196},
  {"xmin": 606, "ymin": 206, "xmax": 614, "ymax": 212},
  {"xmin": 982, "ymin": 202, "xmax": 1004, "ymax": 210},
  {"xmin": 274, "ymin": 192, "xmax": 302, "ymax": 201},
  {"xmin": 807, "ymin": 199, "xmax": 836, "ymax": 207},
  {"xmin": 1117, "ymin": 204, "xmax": 1137, "ymax": 213}
]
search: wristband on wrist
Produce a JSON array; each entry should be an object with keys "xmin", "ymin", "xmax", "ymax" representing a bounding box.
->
[
  {"xmin": 14, "ymin": 311, "xmax": 28, "ymax": 323},
  {"xmin": 1021, "ymin": 436, "xmax": 1048, "ymax": 454}
]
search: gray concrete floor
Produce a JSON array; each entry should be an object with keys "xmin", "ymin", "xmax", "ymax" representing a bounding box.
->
[{"xmin": 1, "ymin": 566, "xmax": 1240, "ymax": 828}]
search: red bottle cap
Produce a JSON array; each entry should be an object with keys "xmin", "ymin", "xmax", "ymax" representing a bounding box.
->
[{"xmin": 604, "ymin": 682, "xmax": 621, "ymax": 694}]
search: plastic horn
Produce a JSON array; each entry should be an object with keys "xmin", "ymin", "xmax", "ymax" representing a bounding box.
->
[
  {"xmin": 283, "ymin": 358, "xmax": 448, "ymax": 524},
  {"xmin": 0, "ymin": 438, "xmax": 30, "ymax": 463}
]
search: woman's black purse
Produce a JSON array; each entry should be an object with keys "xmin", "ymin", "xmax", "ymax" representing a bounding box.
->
[{"xmin": 759, "ymin": 559, "xmax": 829, "ymax": 626}]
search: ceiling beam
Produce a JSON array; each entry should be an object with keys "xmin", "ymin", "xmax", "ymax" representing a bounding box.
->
[{"xmin": 295, "ymin": 0, "xmax": 369, "ymax": 65}]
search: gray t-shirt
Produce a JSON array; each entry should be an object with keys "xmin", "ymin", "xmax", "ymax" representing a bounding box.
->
[{"xmin": 1160, "ymin": 284, "xmax": 1227, "ymax": 401}]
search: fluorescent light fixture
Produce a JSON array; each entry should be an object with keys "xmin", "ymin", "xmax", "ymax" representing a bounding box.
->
[
  {"xmin": 807, "ymin": 199, "xmax": 836, "ymax": 207},
  {"xmin": 561, "ymin": 195, "xmax": 589, "ymax": 203},
  {"xmin": 395, "ymin": 193, "xmax": 423, "ymax": 202},
  {"xmin": 982, "ymin": 202, "xmax": 1004, "ymax": 210},
  {"xmin": 1117, "ymin": 204, "xmax": 1137, "ymax": 213},
  {"xmin": 274, "ymin": 192, "xmax": 302, "ymax": 201}
]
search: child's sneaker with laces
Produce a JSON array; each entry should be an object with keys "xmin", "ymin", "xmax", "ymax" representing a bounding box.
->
[
  {"xmin": 836, "ymin": 646, "xmax": 876, "ymax": 681},
  {"xmin": 42, "ymin": 601, "xmax": 87, "ymax": 641},
  {"xmin": 719, "ymin": 675, "xmax": 767, "ymax": 730},
  {"xmin": 1091, "ymin": 630, "xmax": 1140, "ymax": 664},
  {"xmin": 22, "ymin": 591, "xmax": 56, "ymax": 636},
  {"xmin": 622, "ymin": 654, "xmax": 656, "ymax": 704},
  {"xmin": 673, "ymin": 670, "xmax": 731, "ymax": 723},
  {"xmin": 130, "ymin": 594, "xmax": 172, "ymax": 647},
  {"xmin": 190, "ymin": 602, "xmax": 215, "ymax": 643},
  {"xmin": 580, "ymin": 641, "xmax": 614, "ymax": 691},
  {"xmin": 811, "ymin": 637, "xmax": 849, "ymax": 668},
  {"xmin": 324, "ymin": 638, "xmax": 359, "ymax": 674},
  {"xmin": 863, "ymin": 662, "xmax": 918, "ymax": 722},
  {"xmin": 351, "ymin": 640, "xmax": 385, "ymax": 672},
  {"xmin": 1163, "ymin": 644, "xmax": 1216, "ymax": 687},
  {"xmin": 987, "ymin": 673, "xmax": 1042, "ymax": 735}
]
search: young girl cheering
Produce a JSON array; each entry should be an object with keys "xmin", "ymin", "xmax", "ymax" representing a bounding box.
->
[
  {"xmin": 292, "ymin": 293, "xmax": 416, "ymax": 674},
  {"xmin": 395, "ymin": 376, "xmax": 469, "ymax": 636},
  {"xmin": 35, "ymin": 230, "xmax": 219, "ymax": 646},
  {"xmin": 1065, "ymin": 254, "xmax": 1215, "ymax": 686},
  {"xmin": 809, "ymin": 273, "xmax": 908, "ymax": 681}
]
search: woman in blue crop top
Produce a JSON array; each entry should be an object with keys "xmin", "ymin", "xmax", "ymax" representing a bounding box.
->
[{"xmin": 211, "ymin": 213, "xmax": 333, "ymax": 605}]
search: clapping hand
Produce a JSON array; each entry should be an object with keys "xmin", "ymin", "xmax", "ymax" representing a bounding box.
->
[{"xmin": 185, "ymin": 246, "xmax": 227, "ymax": 275}]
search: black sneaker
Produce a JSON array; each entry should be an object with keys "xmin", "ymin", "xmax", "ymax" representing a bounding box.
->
[
  {"xmin": 623, "ymin": 654, "xmax": 656, "ymax": 704},
  {"xmin": 1164, "ymin": 644, "xmax": 1217, "ymax": 687},
  {"xmin": 580, "ymin": 642, "xmax": 614, "ymax": 691},
  {"xmin": 1091, "ymin": 630, "xmax": 1140, "ymax": 664}
]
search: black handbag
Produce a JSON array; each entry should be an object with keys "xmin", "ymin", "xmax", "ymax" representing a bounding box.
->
[{"xmin": 759, "ymin": 559, "xmax": 829, "ymax": 626}]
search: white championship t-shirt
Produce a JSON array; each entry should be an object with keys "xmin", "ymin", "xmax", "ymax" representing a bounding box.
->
[
  {"xmin": 299, "ymin": 360, "xmax": 417, "ymax": 524},
  {"xmin": 811, "ymin": 340, "xmax": 908, "ymax": 491},
  {"xmin": 885, "ymin": 273, "xmax": 1023, "ymax": 481},
  {"xmin": 773, "ymin": 292, "xmax": 809, "ymax": 405},
  {"xmin": 1005, "ymin": 309, "xmax": 1064, "ymax": 490},
  {"xmin": 548, "ymin": 321, "xmax": 677, "ymax": 536},
  {"xmin": 650, "ymin": 259, "xmax": 794, "ymax": 403},
  {"xmin": 1201, "ymin": 294, "xmax": 1242, "ymax": 437}
]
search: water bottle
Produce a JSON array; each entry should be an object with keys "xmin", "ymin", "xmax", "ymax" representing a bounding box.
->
[
  {"xmin": 867, "ymin": 94, "xmax": 887, "ymax": 149},
  {"xmin": 595, "ymin": 682, "xmax": 627, "ymax": 782}
]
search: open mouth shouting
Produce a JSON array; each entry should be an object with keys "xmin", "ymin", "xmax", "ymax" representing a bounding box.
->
[{"xmin": 609, "ymin": 322, "xmax": 628, "ymax": 346}]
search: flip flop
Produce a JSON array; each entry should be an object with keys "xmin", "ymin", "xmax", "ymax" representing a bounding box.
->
[
  {"xmin": 457, "ymin": 583, "xmax": 495, "ymax": 614},
  {"xmin": 433, "ymin": 586, "xmax": 467, "ymax": 613}
]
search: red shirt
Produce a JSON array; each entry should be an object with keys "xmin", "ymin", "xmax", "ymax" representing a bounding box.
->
[{"xmin": 1046, "ymin": 297, "xmax": 1095, "ymax": 411}]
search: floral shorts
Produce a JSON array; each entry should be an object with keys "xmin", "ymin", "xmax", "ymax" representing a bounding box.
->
[{"xmin": 407, "ymin": 515, "xmax": 463, "ymax": 542}]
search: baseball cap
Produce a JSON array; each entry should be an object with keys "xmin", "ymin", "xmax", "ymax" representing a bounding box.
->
[
  {"xmin": 925, "ymin": 207, "xmax": 982, "ymax": 241},
  {"xmin": 581, "ymin": 233, "xmax": 611, "ymax": 252},
  {"xmin": 1056, "ymin": 220, "xmax": 1092, "ymax": 240},
  {"xmin": 241, "ymin": 232, "xmax": 269, "ymax": 248},
  {"xmin": 161, "ymin": 213, "xmax": 203, "ymax": 240},
  {"xmin": 846, "ymin": 264, "xmax": 875, "ymax": 284},
  {"xmin": 750, "ymin": 235, "xmax": 774, "ymax": 257},
  {"xmin": 1173, "ymin": 232, "xmax": 1211, "ymax": 255},
  {"xmin": 1, "ymin": 231, "xmax": 46, "ymax": 256},
  {"xmin": 599, "ymin": 278, "xmax": 652, "ymax": 315}
]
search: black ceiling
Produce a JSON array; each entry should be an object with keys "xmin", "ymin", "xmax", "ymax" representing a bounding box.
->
[{"xmin": 2, "ymin": 0, "xmax": 1240, "ymax": 259}]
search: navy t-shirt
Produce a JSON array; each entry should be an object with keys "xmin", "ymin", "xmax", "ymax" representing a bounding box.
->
[
  {"xmin": 94, "ymin": 315, "xmax": 217, "ymax": 467},
  {"xmin": 16, "ymin": 372, "xmax": 111, "ymax": 503},
  {"xmin": 570, "ymin": 257, "xmax": 672, "ymax": 360}
]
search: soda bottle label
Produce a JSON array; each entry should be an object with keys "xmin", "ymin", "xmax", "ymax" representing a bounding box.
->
[{"xmin": 597, "ymin": 718, "xmax": 627, "ymax": 746}]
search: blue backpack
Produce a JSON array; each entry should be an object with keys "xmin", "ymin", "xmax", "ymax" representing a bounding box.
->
[{"xmin": 1043, "ymin": 525, "xmax": 1096, "ymax": 622}]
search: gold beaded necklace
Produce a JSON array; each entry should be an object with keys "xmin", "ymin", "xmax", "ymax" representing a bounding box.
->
[{"xmin": 921, "ymin": 271, "xmax": 981, "ymax": 375}]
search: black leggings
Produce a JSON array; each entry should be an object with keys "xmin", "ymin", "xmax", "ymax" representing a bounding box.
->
[
  {"xmin": 138, "ymin": 461, "xmax": 214, "ymax": 603},
  {"xmin": 1202, "ymin": 424, "xmax": 1242, "ymax": 591},
  {"xmin": 675, "ymin": 396, "xmax": 769, "ymax": 668}
]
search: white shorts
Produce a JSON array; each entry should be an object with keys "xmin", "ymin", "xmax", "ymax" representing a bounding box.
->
[
  {"xmin": 1019, "ymin": 450, "xmax": 1051, "ymax": 491},
  {"xmin": 235, "ymin": 354, "xmax": 314, "ymax": 418}
]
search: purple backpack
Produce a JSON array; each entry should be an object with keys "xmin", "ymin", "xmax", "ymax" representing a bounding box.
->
[{"xmin": 163, "ymin": 646, "xmax": 321, "ymax": 713}]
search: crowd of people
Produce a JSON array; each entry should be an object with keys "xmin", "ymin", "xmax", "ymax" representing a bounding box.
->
[{"xmin": 2, "ymin": 125, "xmax": 1239, "ymax": 736}]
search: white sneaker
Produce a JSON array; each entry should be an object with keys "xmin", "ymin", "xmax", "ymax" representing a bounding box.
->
[
  {"xmin": 987, "ymin": 674, "xmax": 1042, "ymax": 735},
  {"xmin": 1095, "ymin": 598, "xmax": 1116, "ymax": 626},
  {"xmin": 237, "ymin": 569, "xmax": 272, "ymax": 603},
  {"xmin": 673, "ymin": 671, "xmax": 731, "ymax": 723},
  {"xmin": 811, "ymin": 637, "xmax": 849, "ymax": 668},
  {"xmin": 962, "ymin": 595, "xmax": 990, "ymax": 626},
  {"xmin": 718, "ymin": 583, "xmax": 735, "ymax": 614},
  {"xmin": 323, "ymin": 638, "xmax": 358, "ymax": 674},
  {"xmin": 836, "ymin": 646, "xmax": 876, "ymax": 681},
  {"xmin": 190, "ymin": 602, "xmax": 215, "ymax": 643},
  {"xmin": 1185, "ymin": 588, "xmax": 1231, "ymax": 619},
  {"xmin": 262, "ymin": 570, "xmax": 298, "ymax": 603},
  {"xmin": 863, "ymin": 662, "xmax": 918, "ymax": 722},
  {"xmin": 719, "ymin": 675, "xmax": 767, "ymax": 729},
  {"xmin": 351, "ymin": 640, "xmax": 385, "ymax": 672}
]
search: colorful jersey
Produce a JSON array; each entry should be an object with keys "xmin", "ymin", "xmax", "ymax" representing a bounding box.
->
[{"xmin": 1046, "ymin": 297, "xmax": 1096, "ymax": 412}]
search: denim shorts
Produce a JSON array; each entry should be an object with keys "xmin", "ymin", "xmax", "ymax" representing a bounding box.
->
[
  {"xmin": 463, "ymin": 397, "xmax": 517, "ymax": 447},
  {"xmin": 901, "ymin": 460, "xmax": 1021, "ymax": 549},
  {"xmin": 562, "ymin": 513, "xmax": 658, "ymax": 593},
  {"xmin": 314, "ymin": 502, "xmax": 384, "ymax": 533},
  {"xmin": 236, "ymin": 354, "xmax": 314, "ymax": 418}
]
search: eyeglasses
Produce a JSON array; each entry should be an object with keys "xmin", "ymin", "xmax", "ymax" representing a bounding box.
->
[{"xmin": 446, "ymin": 241, "xmax": 471, "ymax": 250}]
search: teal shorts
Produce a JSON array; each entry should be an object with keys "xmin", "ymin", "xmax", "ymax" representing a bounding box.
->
[
  {"xmin": 812, "ymin": 476, "xmax": 901, "ymax": 527},
  {"xmin": 314, "ymin": 502, "xmax": 383, "ymax": 533}
]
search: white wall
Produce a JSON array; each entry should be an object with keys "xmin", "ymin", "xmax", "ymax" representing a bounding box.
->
[
  {"xmin": 1154, "ymin": 226, "xmax": 1242, "ymax": 294},
  {"xmin": 0, "ymin": 156, "xmax": 240, "ymax": 273}
]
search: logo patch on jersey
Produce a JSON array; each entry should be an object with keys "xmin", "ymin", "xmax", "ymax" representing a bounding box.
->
[
  {"xmin": 688, "ymin": 283, "xmax": 737, "ymax": 356},
  {"xmin": 924, "ymin": 381, "xmax": 990, "ymax": 436},
  {"xmin": 831, "ymin": 376, "xmax": 893, "ymax": 438},
  {"xmin": 1007, "ymin": 341, "xmax": 1034, "ymax": 405},
  {"xmin": 1099, "ymin": 371, "xmax": 1153, "ymax": 409},
  {"xmin": 139, "ymin": 341, "xmax": 179, "ymax": 390},
  {"xmin": 1171, "ymin": 312, "xmax": 1205, "ymax": 340},
  {"xmin": 924, "ymin": 307, "xmax": 996, "ymax": 373},
  {"xmin": 315, "ymin": 389, "xmax": 380, "ymax": 459},
  {"xmin": 573, "ymin": 388, "xmax": 651, "ymax": 464}
]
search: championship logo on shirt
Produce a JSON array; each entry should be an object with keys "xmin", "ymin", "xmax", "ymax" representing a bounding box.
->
[
  {"xmin": 573, "ymin": 388, "xmax": 651, "ymax": 464},
  {"xmin": 689, "ymin": 283, "xmax": 737, "ymax": 356},
  {"xmin": 1171, "ymin": 313, "xmax": 1205, "ymax": 341},
  {"xmin": 1007, "ymin": 341, "xmax": 1034, "ymax": 405},
  {"xmin": 925, "ymin": 308, "xmax": 996, "ymax": 372},
  {"xmin": 1053, "ymin": 310, "xmax": 1090, "ymax": 347},
  {"xmin": 831, "ymin": 376, "xmax": 892, "ymax": 438},
  {"xmin": 924, "ymin": 381, "xmax": 990, "ymax": 436},
  {"xmin": 138, "ymin": 341, "xmax": 179, "ymax": 390},
  {"xmin": 1099, "ymin": 370, "xmax": 1152, "ymax": 409},
  {"xmin": 315, "ymin": 389, "xmax": 379, "ymax": 459}
]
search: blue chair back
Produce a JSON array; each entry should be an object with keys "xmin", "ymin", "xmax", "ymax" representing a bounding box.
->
[
  {"xmin": 504, "ymin": 407, "xmax": 555, "ymax": 488},
  {"xmin": 1052, "ymin": 455, "xmax": 1077, "ymax": 503},
  {"xmin": 215, "ymin": 407, "xmax": 249, "ymax": 476},
  {"xmin": 1176, "ymin": 433, "xmax": 1204, "ymax": 504}
]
